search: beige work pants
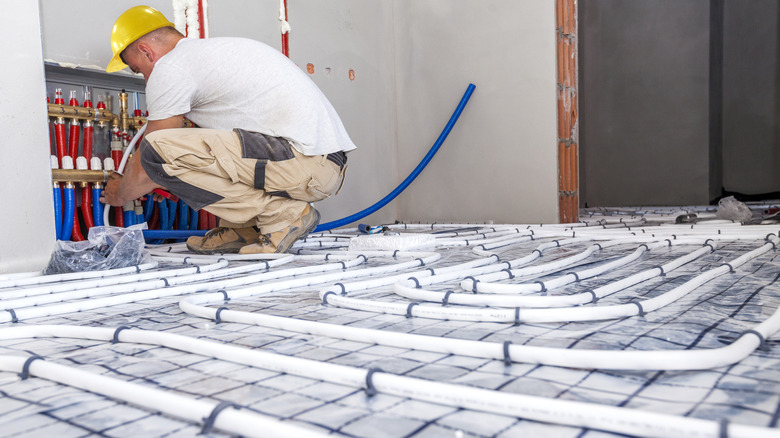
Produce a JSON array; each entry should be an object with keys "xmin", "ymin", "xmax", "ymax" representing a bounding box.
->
[{"xmin": 140, "ymin": 128, "xmax": 346, "ymax": 233}]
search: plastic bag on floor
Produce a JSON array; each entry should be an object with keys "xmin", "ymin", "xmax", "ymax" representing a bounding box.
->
[
  {"xmin": 716, "ymin": 196, "xmax": 753, "ymax": 223},
  {"xmin": 44, "ymin": 224, "xmax": 151, "ymax": 274}
]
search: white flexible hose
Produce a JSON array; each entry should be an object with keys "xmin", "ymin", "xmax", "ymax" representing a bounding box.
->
[
  {"xmin": 394, "ymin": 243, "xmax": 715, "ymax": 308},
  {"xmin": 0, "ymin": 261, "xmax": 157, "ymax": 289},
  {"xmin": 0, "ymin": 252, "xmax": 440, "ymax": 323},
  {"xmin": 0, "ymin": 325, "xmax": 775, "ymax": 438},
  {"xmin": 0, "ymin": 259, "xmax": 226, "ymax": 300},
  {"xmin": 102, "ymin": 123, "xmax": 147, "ymax": 227},
  {"xmin": 0, "ymin": 354, "xmax": 323, "ymax": 437},
  {"xmin": 320, "ymin": 236, "xmax": 779, "ymax": 323}
]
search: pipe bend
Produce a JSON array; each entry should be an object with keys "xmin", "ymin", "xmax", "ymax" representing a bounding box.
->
[{"xmin": 314, "ymin": 83, "xmax": 476, "ymax": 232}]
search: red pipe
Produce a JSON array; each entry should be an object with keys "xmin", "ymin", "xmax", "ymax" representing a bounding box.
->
[
  {"xmin": 83, "ymin": 125, "xmax": 93, "ymax": 162},
  {"xmin": 79, "ymin": 92, "xmax": 95, "ymax": 232},
  {"xmin": 281, "ymin": 0, "xmax": 289, "ymax": 57},
  {"xmin": 198, "ymin": 0, "xmax": 206, "ymax": 38},
  {"xmin": 111, "ymin": 149, "xmax": 122, "ymax": 174},
  {"xmin": 54, "ymin": 121, "xmax": 67, "ymax": 167},
  {"xmin": 68, "ymin": 123, "xmax": 80, "ymax": 161},
  {"xmin": 68, "ymin": 92, "xmax": 80, "ymax": 161},
  {"xmin": 198, "ymin": 209, "xmax": 208, "ymax": 230},
  {"xmin": 71, "ymin": 217, "xmax": 85, "ymax": 242},
  {"xmin": 111, "ymin": 143, "xmax": 124, "ymax": 227},
  {"xmin": 80, "ymin": 186, "xmax": 95, "ymax": 230}
]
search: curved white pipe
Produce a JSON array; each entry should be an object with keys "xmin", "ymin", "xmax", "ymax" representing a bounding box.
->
[
  {"xmin": 1, "ymin": 324, "xmax": 776, "ymax": 437},
  {"xmin": 321, "ymin": 236, "xmax": 779, "ymax": 323},
  {"xmin": 102, "ymin": 123, "xmax": 147, "ymax": 227},
  {"xmin": 395, "ymin": 243, "xmax": 716, "ymax": 308},
  {"xmin": 0, "ymin": 252, "xmax": 440, "ymax": 323}
]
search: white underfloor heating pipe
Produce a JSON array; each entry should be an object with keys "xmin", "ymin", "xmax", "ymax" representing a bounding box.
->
[
  {"xmin": 0, "ymin": 255, "xmax": 308, "ymax": 310},
  {"xmin": 0, "ymin": 252, "xmax": 438, "ymax": 323},
  {"xmin": 0, "ymin": 261, "xmax": 157, "ymax": 289},
  {"xmin": 320, "ymin": 235, "xmax": 780, "ymax": 323},
  {"xmin": 0, "ymin": 259, "xmax": 229, "ymax": 300},
  {"xmin": 0, "ymin": 354, "xmax": 323, "ymax": 438},
  {"xmin": 0, "ymin": 325, "xmax": 775, "ymax": 438},
  {"xmin": 394, "ymin": 242, "xmax": 715, "ymax": 308},
  {"xmin": 180, "ymin": 277, "xmax": 780, "ymax": 370}
]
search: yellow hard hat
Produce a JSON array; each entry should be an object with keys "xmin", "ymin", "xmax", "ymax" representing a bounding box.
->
[{"xmin": 107, "ymin": 5, "xmax": 174, "ymax": 73}]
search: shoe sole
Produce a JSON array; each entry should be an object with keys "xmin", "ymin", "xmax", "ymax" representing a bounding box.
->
[
  {"xmin": 185, "ymin": 242, "xmax": 244, "ymax": 255},
  {"xmin": 275, "ymin": 207, "xmax": 321, "ymax": 253}
]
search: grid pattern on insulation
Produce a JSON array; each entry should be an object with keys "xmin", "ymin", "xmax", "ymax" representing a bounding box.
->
[{"xmin": 0, "ymin": 216, "xmax": 780, "ymax": 437}]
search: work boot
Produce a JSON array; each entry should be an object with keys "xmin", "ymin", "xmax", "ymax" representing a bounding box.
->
[
  {"xmin": 186, "ymin": 227, "xmax": 261, "ymax": 254},
  {"xmin": 239, "ymin": 204, "xmax": 320, "ymax": 254}
]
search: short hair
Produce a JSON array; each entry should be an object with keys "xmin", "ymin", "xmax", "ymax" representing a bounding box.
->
[{"xmin": 120, "ymin": 26, "xmax": 183, "ymax": 64}]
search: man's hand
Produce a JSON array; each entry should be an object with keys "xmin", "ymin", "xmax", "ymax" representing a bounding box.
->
[
  {"xmin": 100, "ymin": 172, "xmax": 126, "ymax": 206},
  {"xmin": 97, "ymin": 117, "xmax": 182, "ymax": 207}
]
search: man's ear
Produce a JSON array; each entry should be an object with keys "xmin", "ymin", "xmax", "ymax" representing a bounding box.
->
[{"xmin": 136, "ymin": 42, "xmax": 156, "ymax": 62}]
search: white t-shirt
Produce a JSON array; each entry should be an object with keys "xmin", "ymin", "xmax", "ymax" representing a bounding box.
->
[{"xmin": 146, "ymin": 37, "xmax": 356, "ymax": 156}]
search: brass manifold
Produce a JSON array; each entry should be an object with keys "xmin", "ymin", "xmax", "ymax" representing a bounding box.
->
[
  {"xmin": 47, "ymin": 103, "xmax": 146, "ymax": 130},
  {"xmin": 52, "ymin": 169, "xmax": 110, "ymax": 184}
]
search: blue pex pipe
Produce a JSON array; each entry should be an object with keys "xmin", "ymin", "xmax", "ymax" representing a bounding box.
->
[
  {"xmin": 144, "ymin": 195, "xmax": 154, "ymax": 222},
  {"xmin": 178, "ymin": 200, "xmax": 189, "ymax": 231},
  {"xmin": 53, "ymin": 187, "xmax": 63, "ymax": 240},
  {"xmin": 143, "ymin": 229, "xmax": 207, "ymax": 240},
  {"xmin": 92, "ymin": 188, "xmax": 104, "ymax": 226},
  {"xmin": 139, "ymin": 83, "xmax": 476, "ymax": 241},
  {"xmin": 167, "ymin": 199, "xmax": 177, "ymax": 229},
  {"xmin": 123, "ymin": 210, "xmax": 136, "ymax": 227},
  {"xmin": 314, "ymin": 83, "xmax": 476, "ymax": 232},
  {"xmin": 158, "ymin": 200, "xmax": 169, "ymax": 231},
  {"xmin": 61, "ymin": 187, "xmax": 75, "ymax": 241},
  {"xmin": 189, "ymin": 208, "xmax": 199, "ymax": 232}
]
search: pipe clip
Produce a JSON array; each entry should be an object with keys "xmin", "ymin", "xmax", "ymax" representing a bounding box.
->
[{"xmin": 201, "ymin": 401, "xmax": 241, "ymax": 435}]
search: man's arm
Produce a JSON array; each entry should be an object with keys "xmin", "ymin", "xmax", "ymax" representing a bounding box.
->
[{"xmin": 100, "ymin": 115, "xmax": 183, "ymax": 206}]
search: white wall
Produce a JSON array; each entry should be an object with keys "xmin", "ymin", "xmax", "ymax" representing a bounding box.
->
[
  {"xmin": 40, "ymin": 0, "xmax": 173, "ymax": 70},
  {"xmin": 288, "ymin": 1, "xmax": 400, "ymax": 226},
  {"xmin": 0, "ymin": 2, "xmax": 56, "ymax": 273},
  {"xmin": 393, "ymin": 0, "xmax": 559, "ymax": 224},
  {"xmin": 16, "ymin": 0, "xmax": 561, "ymax": 272}
]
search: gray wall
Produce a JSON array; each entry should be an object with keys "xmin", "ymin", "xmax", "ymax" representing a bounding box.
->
[
  {"xmin": 580, "ymin": 0, "xmax": 780, "ymax": 206},
  {"xmin": 722, "ymin": 0, "xmax": 780, "ymax": 196},
  {"xmin": 579, "ymin": 1, "xmax": 711, "ymax": 207}
]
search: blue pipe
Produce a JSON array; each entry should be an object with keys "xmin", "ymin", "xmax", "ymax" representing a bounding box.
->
[
  {"xmin": 92, "ymin": 187, "xmax": 104, "ymax": 226},
  {"xmin": 144, "ymin": 229, "xmax": 207, "ymax": 241},
  {"xmin": 61, "ymin": 186, "xmax": 75, "ymax": 241},
  {"xmin": 135, "ymin": 83, "xmax": 476, "ymax": 240},
  {"xmin": 53, "ymin": 187, "xmax": 62, "ymax": 240},
  {"xmin": 124, "ymin": 210, "xmax": 136, "ymax": 226},
  {"xmin": 178, "ymin": 200, "xmax": 189, "ymax": 230},
  {"xmin": 158, "ymin": 199, "xmax": 170, "ymax": 231},
  {"xmin": 314, "ymin": 83, "xmax": 476, "ymax": 232},
  {"xmin": 188, "ymin": 207, "xmax": 199, "ymax": 232},
  {"xmin": 136, "ymin": 212, "xmax": 145, "ymax": 224},
  {"xmin": 144, "ymin": 195, "xmax": 154, "ymax": 222},
  {"xmin": 167, "ymin": 199, "xmax": 177, "ymax": 229}
]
